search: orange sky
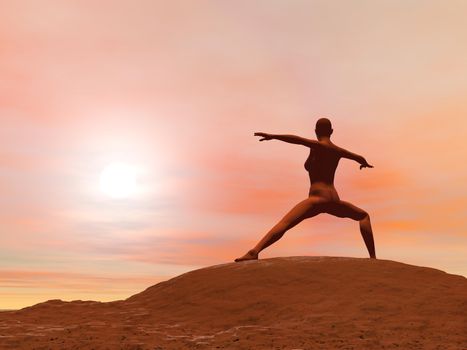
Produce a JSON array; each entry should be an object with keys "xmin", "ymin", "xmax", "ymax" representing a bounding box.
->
[{"xmin": 1, "ymin": 0, "xmax": 466, "ymax": 309}]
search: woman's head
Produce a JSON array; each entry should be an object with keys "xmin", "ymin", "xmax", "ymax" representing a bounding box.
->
[{"xmin": 315, "ymin": 118, "xmax": 333, "ymax": 138}]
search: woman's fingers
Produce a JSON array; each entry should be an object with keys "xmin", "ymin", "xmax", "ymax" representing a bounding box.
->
[
  {"xmin": 254, "ymin": 132, "xmax": 269, "ymax": 141},
  {"xmin": 360, "ymin": 164, "xmax": 374, "ymax": 169}
]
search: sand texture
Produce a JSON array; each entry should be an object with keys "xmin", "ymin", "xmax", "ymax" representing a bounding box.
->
[{"xmin": 0, "ymin": 256, "xmax": 466, "ymax": 349}]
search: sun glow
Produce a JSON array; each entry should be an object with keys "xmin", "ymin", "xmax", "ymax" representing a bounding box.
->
[{"xmin": 99, "ymin": 162, "xmax": 138, "ymax": 199}]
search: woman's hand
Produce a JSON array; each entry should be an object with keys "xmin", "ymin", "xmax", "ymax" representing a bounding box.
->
[
  {"xmin": 360, "ymin": 162, "xmax": 374, "ymax": 170},
  {"xmin": 254, "ymin": 132, "xmax": 273, "ymax": 141}
]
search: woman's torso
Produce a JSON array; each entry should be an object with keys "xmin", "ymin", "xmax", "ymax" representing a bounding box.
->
[{"xmin": 304, "ymin": 143, "xmax": 341, "ymax": 201}]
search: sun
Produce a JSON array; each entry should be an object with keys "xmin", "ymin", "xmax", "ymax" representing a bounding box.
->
[{"xmin": 99, "ymin": 162, "xmax": 138, "ymax": 199}]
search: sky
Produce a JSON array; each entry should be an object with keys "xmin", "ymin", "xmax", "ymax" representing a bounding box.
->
[{"xmin": 1, "ymin": 0, "xmax": 466, "ymax": 309}]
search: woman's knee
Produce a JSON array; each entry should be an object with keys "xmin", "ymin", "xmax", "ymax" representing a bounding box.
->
[
  {"xmin": 346, "ymin": 207, "xmax": 368, "ymax": 221},
  {"xmin": 356, "ymin": 211, "xmax": 369, "ymax": 221},
  {"xmin": 274, "ymin": 219, "xmax": 294, "ymax": 233}
]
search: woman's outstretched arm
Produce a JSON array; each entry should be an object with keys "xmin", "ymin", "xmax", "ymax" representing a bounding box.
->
[
  {"xmin": 254, "ymin": 132, "xmax": 318, "ymax": 148},
  {"xmin": 339, "ymin": 147, "xmax": 374, "ymax": 169}
]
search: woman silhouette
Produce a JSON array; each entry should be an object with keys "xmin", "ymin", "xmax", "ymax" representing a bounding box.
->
[{"xmin": 235, "ymin": 118, "xmax": 376, "ymax": 262}]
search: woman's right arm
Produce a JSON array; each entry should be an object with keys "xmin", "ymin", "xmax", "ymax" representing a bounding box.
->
[{"xmin": 339, "ymin": 147, "xmax": 374, "ymax": 169}]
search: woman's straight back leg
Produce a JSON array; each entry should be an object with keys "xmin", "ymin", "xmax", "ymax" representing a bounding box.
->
[{"xmin": 235, "ymin": 196, "xmax": 327, "ymax": 262}]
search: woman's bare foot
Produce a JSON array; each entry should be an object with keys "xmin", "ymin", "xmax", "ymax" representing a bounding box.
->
[{"xmin": 234, "ymin": 249, "xmax": 258, "ymax": 262}]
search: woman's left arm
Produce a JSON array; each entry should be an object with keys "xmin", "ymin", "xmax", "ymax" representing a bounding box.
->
[{"xmin": 255, "ymin": 132, "xmax": 319, "ymax": 148}]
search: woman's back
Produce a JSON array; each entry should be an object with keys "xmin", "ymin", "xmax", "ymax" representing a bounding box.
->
[{"xmin": 305, "ymin": 142, "xmax": 341, "ymax": 186}]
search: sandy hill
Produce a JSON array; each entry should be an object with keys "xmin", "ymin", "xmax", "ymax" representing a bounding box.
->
[{"xmin": 0, "ymin": 256, "xmax": 465, "ymax": 349}]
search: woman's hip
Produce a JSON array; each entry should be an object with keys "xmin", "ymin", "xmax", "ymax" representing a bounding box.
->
[{"xmin": 308, "ymin": 185, "xmax": 340, "ymax": 201}]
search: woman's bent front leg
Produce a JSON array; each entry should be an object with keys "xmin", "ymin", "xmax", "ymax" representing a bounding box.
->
[
  {"xmin": 234, "ymin": 196, "xmax": 325, "ymax": 262},
  {"xmin": 326, "ymin": 200, "xmax": 376, "ymax": 259}
]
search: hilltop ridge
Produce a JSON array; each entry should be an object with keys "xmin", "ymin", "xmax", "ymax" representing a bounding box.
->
[{"xmin": 0, "ymin": 256, "xmax": 465, "ymax": 349}]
